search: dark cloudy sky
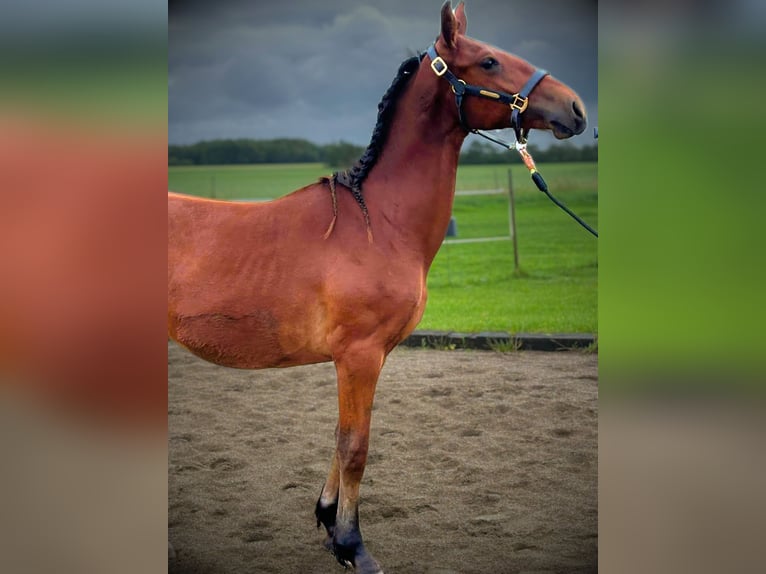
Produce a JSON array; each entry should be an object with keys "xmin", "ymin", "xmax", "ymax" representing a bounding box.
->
[{"xmin": 169, "ymin": 0, "xmax": 597, "ymax": 148}]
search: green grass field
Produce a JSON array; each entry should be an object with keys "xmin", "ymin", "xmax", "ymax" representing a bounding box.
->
[
  {"xmin": 169, "ymin": 163, "xmax": 329, "ymax": 200},
  {"xmin": 168, "ymin": 162, "xmax": 597, "ymax": 200},
  {"xmin": 168, "ymin": 162, "xmax": 597, "ymax": 334}
]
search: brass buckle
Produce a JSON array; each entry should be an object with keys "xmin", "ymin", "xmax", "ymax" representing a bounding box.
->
[
  {"xmin": 509, "ymin": 94, "xmax": 528, "ymax": 113},
  {"xmin": 430, "ymin": 56, "xmax": 448, "ymax": 77}
]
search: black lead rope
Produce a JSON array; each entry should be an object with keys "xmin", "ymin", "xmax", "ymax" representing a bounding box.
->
[
  {"xmin": 536, "ymin": 180, "xmax": 599, "ymax": 238},
  {"xmin": 472, "ymin": 129, "xmax": 599, "ymax": 238}
]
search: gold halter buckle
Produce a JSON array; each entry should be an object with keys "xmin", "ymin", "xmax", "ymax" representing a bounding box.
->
[{"xmin": 509, "ymin": 94, "xmax": 529, "ymax": 112}]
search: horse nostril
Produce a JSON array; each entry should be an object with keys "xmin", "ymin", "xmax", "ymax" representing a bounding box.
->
[
  {"xmin": 571, "ymin": 100, "xmax": 586, "ymax": 133},
  {"xmin": 572, "ymin": 100, "xmax": 584, "ymax": 119}
]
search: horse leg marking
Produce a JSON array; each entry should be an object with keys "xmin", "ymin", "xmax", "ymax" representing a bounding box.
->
[{"xmin": 316, "ymin": 429, "xmax": 340, "ymax": 540}]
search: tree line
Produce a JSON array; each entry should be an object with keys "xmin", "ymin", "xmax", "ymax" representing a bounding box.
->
[
  {"xmin": 169, "ymin": 138, "xmax": 596, "ymax": 168},
  {"xmin": 168, "ymin": 138, "xmax": 363, "ymax": 168},
  {"xmin": 459, "ymin": 140, "xmax": 598, "ymax": 164}
]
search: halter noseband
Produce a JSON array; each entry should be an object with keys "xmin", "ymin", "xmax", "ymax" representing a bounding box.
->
[{"xmin": 425, "ymin": 43, "xmax": 548, "ymax": 141}]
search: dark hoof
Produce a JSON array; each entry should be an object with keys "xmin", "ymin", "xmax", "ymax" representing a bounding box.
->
[
  {"xmin": 321, "ymin": 534, "xmax": 334, "ymax": 553},
  {"xmin": 315, "ymin": 496, "xmax": 338, "ymax": 537},
  {"xmin": 352, "ymin": 550, "xmax": 384, "ymax": 574},
  {"xmin": 332, "ymin": 540, "xmax": 383, "ymax": 574}
]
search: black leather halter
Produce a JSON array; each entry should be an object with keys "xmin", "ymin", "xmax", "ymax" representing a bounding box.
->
[{"xmin": 425, "ymin": 43, "xmax": 548, "ymax": 141}]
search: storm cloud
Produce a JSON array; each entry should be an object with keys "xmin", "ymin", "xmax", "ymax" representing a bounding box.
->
[{"xmin": 169, "ymin": 0, "xmax": 597, "ymax": 147}]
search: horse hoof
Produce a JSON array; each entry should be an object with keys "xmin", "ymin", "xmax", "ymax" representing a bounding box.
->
[
  {"xmin": 322, "ymin": 535, "xmax": 334, "ymax": 553},
  {"xmin": 352, "ymin": 552, "xmax": 383, "ymax": 574}
]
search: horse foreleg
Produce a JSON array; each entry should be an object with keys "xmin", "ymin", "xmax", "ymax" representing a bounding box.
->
[{"xmin": 329, "ymin": 344, "xmax": 385, "ymax": 574}]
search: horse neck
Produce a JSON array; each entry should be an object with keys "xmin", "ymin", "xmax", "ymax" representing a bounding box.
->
[{"xmin": 364, "ymin": 65, "xmax": 467, "ymax": 266}]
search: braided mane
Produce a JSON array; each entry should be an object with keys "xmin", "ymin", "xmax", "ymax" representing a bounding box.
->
[{"xmin": 322, "ymin": 53, "xmax": 424, "ymax": 241}]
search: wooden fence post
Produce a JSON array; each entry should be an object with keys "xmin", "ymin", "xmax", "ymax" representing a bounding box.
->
[{"xmin": 508, "ymin": 169, "xmax": 519, "ymax": 272}]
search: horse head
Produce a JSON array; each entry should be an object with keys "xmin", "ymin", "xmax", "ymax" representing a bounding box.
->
[{"xmin": 433, "ymin": 1, "xmax": 586, "ymax": 139}]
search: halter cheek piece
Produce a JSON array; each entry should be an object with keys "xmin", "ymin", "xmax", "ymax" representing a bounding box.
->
[{"xmin": 425, "ymin": 43, "xmax": 548, "ymax": 142}]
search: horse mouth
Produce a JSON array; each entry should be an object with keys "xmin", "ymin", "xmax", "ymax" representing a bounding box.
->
[{"xmin": 550, "ymin": 121, "xmax": 575, "ymax": 139}]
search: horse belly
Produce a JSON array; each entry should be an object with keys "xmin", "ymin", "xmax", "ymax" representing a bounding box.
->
[{"xmin": 169, "ymin": 309, "xmax": 329, "ymax": 369}]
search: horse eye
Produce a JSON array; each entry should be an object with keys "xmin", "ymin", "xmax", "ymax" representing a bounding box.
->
[{"xmin": 480, "ymin": 57, "xmax": 499, "ymax": 70}]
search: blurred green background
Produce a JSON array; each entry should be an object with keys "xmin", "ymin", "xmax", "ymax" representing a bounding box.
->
[{"xmin": 599, "ymin": 24, "xmax": 766, "ymax": 391}]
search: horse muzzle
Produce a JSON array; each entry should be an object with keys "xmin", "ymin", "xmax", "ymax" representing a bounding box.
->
[{"xmin": 549, "ymin": 99, "xmax": 587, "ymax": 139}]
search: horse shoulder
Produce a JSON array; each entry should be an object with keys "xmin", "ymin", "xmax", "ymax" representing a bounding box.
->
[{"xmin": 323, "ymin": 252, "xmax": 427, "ymax": 354}]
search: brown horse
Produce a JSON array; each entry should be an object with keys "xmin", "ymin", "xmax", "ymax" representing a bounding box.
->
[{"xmin": 168, "ymin": 2, "xmax": 586, "ymax": 572}]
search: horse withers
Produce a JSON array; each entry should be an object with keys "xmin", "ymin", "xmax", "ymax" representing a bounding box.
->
[{"xmin": 168, "ymin": 2, "xmax": 586, "ymax": 572}]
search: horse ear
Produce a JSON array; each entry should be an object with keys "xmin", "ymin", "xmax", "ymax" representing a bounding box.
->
[
  {"xmin": 440, "ymin": 1, "xmax": 458, "ymax": 49},
  {"xmin": 455, "ymin": 1, "xmax": 467, "ymax": 35}
]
